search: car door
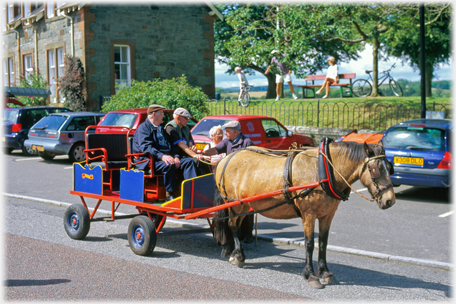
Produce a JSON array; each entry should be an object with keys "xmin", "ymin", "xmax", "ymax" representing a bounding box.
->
[
  {"xmin": 260, "ymin": 119, "xmax": 294, "ymax": 149},
  {"xmin": 238, "ymin": 119, "xmax": 265, "ymax": 147}
]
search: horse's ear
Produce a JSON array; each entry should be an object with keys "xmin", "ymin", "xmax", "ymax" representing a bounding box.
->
[
  {"xmin": 377, "ymin": 140, "xmax": 384, "ymax": 149},
  {"xmin": 364, "ymin": 142, "xmax": 374, "ymax": 157}
]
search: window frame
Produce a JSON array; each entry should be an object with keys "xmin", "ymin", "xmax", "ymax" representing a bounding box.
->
[
  {"xmin": 110, "ymin": 40, "xmax": 135, "ymax": 95},
  {"xmin": 46, "ymin": 43, "xmax": 65, "ymax": 104},
  {"xmin": 21, "ymin": 51, "xmax": 34, "ymax": 80},
  {"xmin": 3, "ymin": 56, "xmax": 15, "ymax": 86}
]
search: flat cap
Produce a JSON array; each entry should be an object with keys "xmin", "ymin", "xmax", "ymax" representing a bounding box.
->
[
  {"xmin": 147, "ymin": 104, "xmax": 165, "ymax": 116},
  {"xmin": 174, "ymin": 107, "xmax": 192, "ymax": 119},
  {"xmin": 222, "ymin": 120, "xmax": 241, "ymax": 130}
]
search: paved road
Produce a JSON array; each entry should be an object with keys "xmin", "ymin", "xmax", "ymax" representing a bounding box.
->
[{"xmin": 2, "ymin": 151, "xmax": 453, "ymax": 300}]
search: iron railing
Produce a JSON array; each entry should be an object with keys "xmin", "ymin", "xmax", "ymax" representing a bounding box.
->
[
  {"xmin": 204, "ymin": 99, "xmax": 451, "ymax": 131},
  {"xmin": 99, "ymin": 95, "xmax": 451, "ymax": 131}
]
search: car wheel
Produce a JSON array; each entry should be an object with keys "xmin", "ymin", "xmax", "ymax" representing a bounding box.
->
[
  {"xmin": 69, "ymin": 143, "xmax": 86, "ymax": 163},
  {"xmin": 4, "ymin": 148, "xmax": 14, "ymax": 154},
  {"xmin": 39, "ymin": 152, "xmax": 56, "ymax": 160},
  {"xmin": 21, "ymin": 143, "xmax": 37, "ymax": 156}
]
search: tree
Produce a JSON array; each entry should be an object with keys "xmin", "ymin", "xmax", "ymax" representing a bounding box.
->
[
  {"xmin": 214, "ymin": 3, "xmax": 363, "ymax": 98},
  {"xmin": 382, "ymin": 4, "xmax": 451, "ymax": 97},
  {"xmin": 58, "ymin": 54, "xmax": 86, "ymax": 111}
]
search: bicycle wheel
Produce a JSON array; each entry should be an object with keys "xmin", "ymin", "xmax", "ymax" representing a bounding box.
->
[
  {"xmin": 352, "ymin": 79, "xmax": 372, "ymax": 97},
  {"xmin": 240, "ymin": 92, "xmax": 250, "ymax": 107},
  {"xmin": 389, "ymin": 79, "xmax": 403, "ymax": 97}
]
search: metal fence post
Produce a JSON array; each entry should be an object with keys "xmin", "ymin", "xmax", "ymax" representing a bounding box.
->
[
  {"xmin": 223, "ymin": 98, "xmax": 226, "ymax": 115},
  {"xmin": 316, "ymin": 99, "xmax": 320, "ymax": 128}
]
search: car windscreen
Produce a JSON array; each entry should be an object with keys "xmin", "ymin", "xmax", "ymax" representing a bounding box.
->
[
  {"xmin": 2, "ymin": 109, "xmax": 19, "ymax": 123},
  {"xmin": 98, "ymin": 113, "xmax": 138, "ymax": 128},
  {"xmin": 32, "ymin": 115, "xmax": 67, "ymax": 131},
  {"xmin": 383, "ymin": 126, "xmax": 446, "ymax": 151},
  {"xmin": 191, "ymin": 118, "xmax": 232, "ymax": 137}
]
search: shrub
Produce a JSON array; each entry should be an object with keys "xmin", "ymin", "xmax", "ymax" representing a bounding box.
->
[
  {"xmin": 58, "ymin": 54, "xmax": 86, "ymax": 111},
  {"xmin": 101, "ymin": 75, "xmax": 209, "ymax": 120},
  {"xmin": 14, "ymin": 67, "xmax": 50, "ymax": 106}
]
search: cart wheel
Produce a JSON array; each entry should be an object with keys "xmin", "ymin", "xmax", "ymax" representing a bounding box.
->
[
  {"xmin": 128, "ymin": 215, "xmax": 157, "ymax": 256},
  {"xmin": 64, "ymin": 204, "xmax": 90, "ymax": 240}
]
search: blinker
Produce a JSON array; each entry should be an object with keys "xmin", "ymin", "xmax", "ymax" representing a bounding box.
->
[{"xmin": 370, "ymin": 163, "xmax": 381, "ymax": 179}]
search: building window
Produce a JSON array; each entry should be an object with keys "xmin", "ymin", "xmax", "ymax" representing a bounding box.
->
[
  {"xmin": 114, "ymin": 45, "xmax": 131, "ymax": 92},
  {"xmin": 46, "ymin": 2, "xmax": 64, "ymax": 19},
  {"xmin": 47, "ymin": 47, "xmax": 64, "ymax": 103},
  {"xmin": 23, "ymin": 54, "xmax": 33, "ymax": 80},
  {"xmin": 3, "ymin": 57, "xmax": 15, "ymax": 86},
  {"xmin": 6, "ymin": 2, "xmax": 21, "ymax": 24}
]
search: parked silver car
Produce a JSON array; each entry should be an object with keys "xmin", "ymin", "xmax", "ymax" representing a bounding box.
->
[{"xmin": 24, "ymin": 112, "xmax": 105, "ymax": 162}]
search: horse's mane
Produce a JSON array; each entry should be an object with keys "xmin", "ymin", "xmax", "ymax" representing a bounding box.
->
[{"xmin": 330, "ymin": 141, "xmax": 366, "ymax": 162}]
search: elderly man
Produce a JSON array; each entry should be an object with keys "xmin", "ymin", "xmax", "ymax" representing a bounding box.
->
[
  {"xmin": 201, "ymin": 120, "xmax": 255, "ymax": 243},
  {"xmin": 165, "ymin": 107, "xmax": 204, "ymax": 160},
  {"xmin": 133, "ymin": 104, "xmax": 199, "ymax": 202}
]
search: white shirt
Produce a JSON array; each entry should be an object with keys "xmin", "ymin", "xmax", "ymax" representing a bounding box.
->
[
  {"xmin": 237, "ymin": 72, "xmax": 249, "ymax": 86},
  {"xmin": 326, "ymin": 65, "xmax": 339, "ymax": 80}
]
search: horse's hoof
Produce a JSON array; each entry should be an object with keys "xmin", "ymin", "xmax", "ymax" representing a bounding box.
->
[
  {"xmin": 323, "ymin": 275, "xmax": 338, "ymax": 285},
  {"xmin": 308, "ymin": 279, "xmax": 323, "ymax": 289},
  {"xmin": 229, "ymin": 256, "xmax": 245, "ymax": 268},
  {"xmin": 221, "ymin": 249, "xmax": 231, "ymax": 258}
]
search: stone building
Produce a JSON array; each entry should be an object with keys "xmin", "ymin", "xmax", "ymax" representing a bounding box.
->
[{"xmin": 2, "ymin": 3, "xmax": 222, "ymax": 111}]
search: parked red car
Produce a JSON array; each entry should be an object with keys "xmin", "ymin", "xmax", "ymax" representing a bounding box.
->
[
  {"xmin": 191, "ymin": 115, "xmax": 314, "ymax": 151},
  {"xmin": 95, "ymin": 108, "xmax": 197, "ymax": 134}
]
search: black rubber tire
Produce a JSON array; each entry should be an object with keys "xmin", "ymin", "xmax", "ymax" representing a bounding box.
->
[
  {"xmin": 128, "ymin": 215, "xmax": 157, "ymax": 256},
  {"xmin": 63, "ymin": 204, "xmax": 91, "ymax": 240},
  {"xmin": 21, "ymin": 142, "xmax": 36, "ymax": 156},
  {"xmin": 69, "ymin": 143, "xmax": 86, "ymax": 163},
  {"xmin": 389, "ymin": 79, "xmax": 403, "ymax": 97},
  {"xmin": 39, "ymin": 152, "xmax": 55, "ymax": 160},
  {"xmin": 352, "ymin": 79, "xmax": 372, "ymax": 97},
  {"xmin": 240, "ymin": 93, "xmax": 250, "ymax": 107}
]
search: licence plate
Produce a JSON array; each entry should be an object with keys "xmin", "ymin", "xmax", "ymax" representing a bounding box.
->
[
  {"xmin": 196, "ymin": 143, "xmax": 207, "ymax": 150},
  {"xmin": 394, "ymin": 156, "xmax": 423, "ymax": 165},
  {"xmin": 32, "ymin": 145, "xmax": 44, "ymax": 152}
]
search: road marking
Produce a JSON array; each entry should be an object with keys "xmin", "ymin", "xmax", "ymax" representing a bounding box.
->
[
  {"xmin": 64, "ymin": 166, "xmax": 73, "ymax": 169},
  {"xmin": 14, "ymin": 157, "xmax": 41, "ymax": 162},
  {"xmin": 438, "ymin": 210, "xmax": 453, "ymax": 218},
  {"xmin": 351, "ymin": 188, "xmax": 368, "ymax": 193}
]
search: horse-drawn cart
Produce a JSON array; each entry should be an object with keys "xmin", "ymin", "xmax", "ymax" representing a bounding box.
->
[
  {"xmin": 65, "ymin": 125, "xmax": 395, "ymax": 289},
  {"xmin": 66, "ymin": 126, "xmax": 320, "ymax": 256}
]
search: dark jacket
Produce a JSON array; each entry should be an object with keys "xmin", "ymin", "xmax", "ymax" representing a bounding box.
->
[
  {"xmin": 215, "ymin": 133, "xmax": 254, "ymax": 155},
  {"xmin": 132, "ymin": 119, "xmax": 179, "ymax": 170}
]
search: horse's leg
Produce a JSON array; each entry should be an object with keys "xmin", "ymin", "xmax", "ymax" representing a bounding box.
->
[
  {"xmin": 213, "ymin": 189, "xmax": 234, "ymax": 258},
  {"xmin": 227, "ymin": 216, "xmax": 245, "ymax": 268},
  {"xmin": 301, "ymin": 214, "xmax": 323, "ymax": 289},
  {"xmin": 317, "ymin": 212, "xmax": 339, "ymax": 285}
]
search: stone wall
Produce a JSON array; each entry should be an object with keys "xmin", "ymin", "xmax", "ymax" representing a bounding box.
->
[{"xmin": 86, "ymin": 4, "xmax": 215, "ymax": 110}]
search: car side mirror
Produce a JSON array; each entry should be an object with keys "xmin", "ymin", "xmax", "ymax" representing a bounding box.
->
[{"xmin": 287, "ymin": 130, "xmax": 293, "ymax": 137}]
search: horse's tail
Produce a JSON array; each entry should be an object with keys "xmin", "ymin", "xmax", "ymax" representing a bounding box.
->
[{"xmin": 213, "ymin": 186, "xmax": 232, "ymax": 246}]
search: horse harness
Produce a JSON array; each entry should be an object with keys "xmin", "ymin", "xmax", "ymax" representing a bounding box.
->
[{"xmin": 215, "ymin": 138, "xmax": 394, "ymax": 220}]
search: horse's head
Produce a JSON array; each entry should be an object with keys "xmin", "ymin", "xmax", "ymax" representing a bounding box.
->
[{"xmin": 359, "ymin": 140, "xmax": 396, "ymax": 210}]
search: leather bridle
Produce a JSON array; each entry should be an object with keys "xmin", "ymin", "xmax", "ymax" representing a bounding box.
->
[{"xmin": 362, "ymin": 154, "xmax": 394, "ymax": 199}]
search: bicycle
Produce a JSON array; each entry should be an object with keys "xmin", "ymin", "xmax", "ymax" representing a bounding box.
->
[
  {"xmin": 238, "ymin": 85, "xmax": 253, "ymax": 108},
  {"xmin": 352, "ymin": 63, "xmax": 403, "ymax": 97}
]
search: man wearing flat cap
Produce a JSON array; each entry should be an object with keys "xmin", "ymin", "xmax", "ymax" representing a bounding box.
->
[
  {"xmin": 132, "ymin": 104, "xmax": 199, "ymax": 201},
  {"xmin": 201, "ymin": 120, "xmax": 255, "ymax": 242}
]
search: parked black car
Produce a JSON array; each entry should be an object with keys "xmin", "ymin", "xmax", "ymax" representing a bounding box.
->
[{"xmin": 2, "ymin": 106, "xmax": 72, "ymax": 155}]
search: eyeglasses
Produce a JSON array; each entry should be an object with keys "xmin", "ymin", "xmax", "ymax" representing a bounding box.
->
[{"xmin": 180, "ymin": 116, "xmax": 189, "ymax": 121}]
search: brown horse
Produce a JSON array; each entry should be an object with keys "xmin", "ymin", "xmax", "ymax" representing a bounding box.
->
[{"xmin": 212, "ymin": 140, "xmax": 395, "ymax": 289}]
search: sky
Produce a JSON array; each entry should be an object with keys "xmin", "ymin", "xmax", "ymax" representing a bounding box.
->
[{"xmin": 215, "ymin": 44, "xmax": 453, "ymax": 89}]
